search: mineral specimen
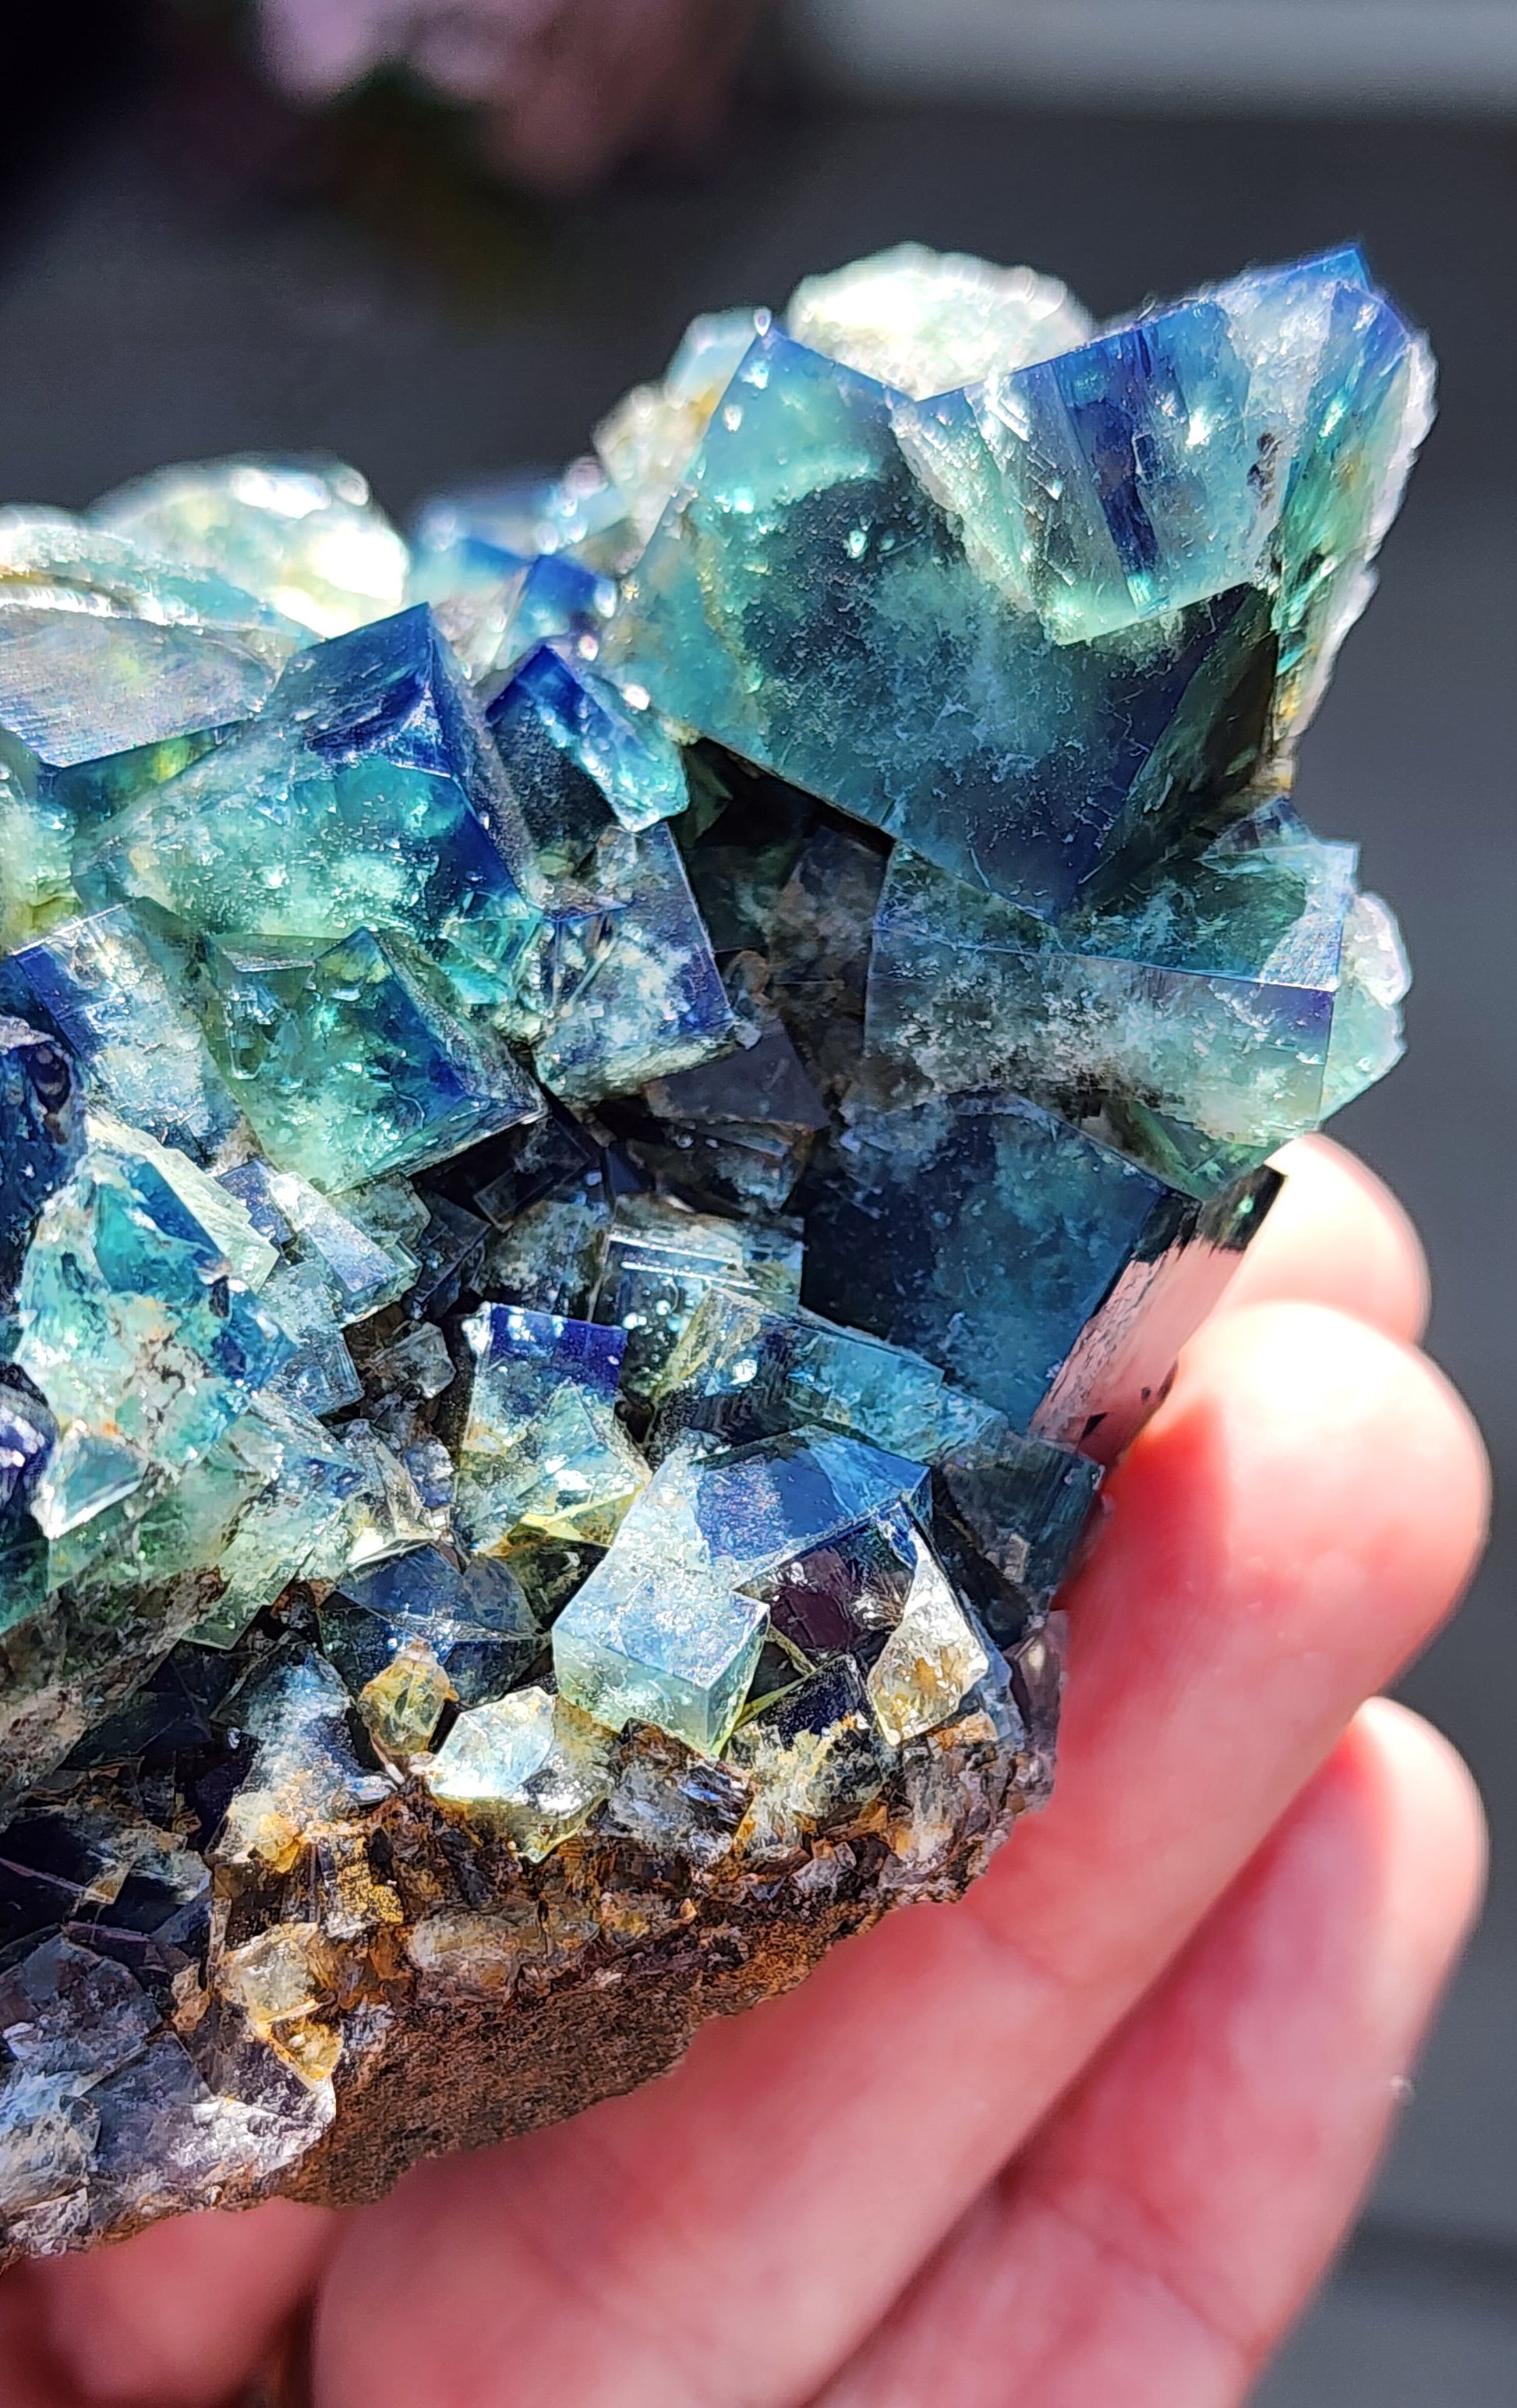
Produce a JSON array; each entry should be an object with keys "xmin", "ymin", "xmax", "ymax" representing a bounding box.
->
[
  {"xmin": 608, "ymin": 245, "xmax": 1430, "ymax": 919},
  {"xmin": 0, "ymin": 241, "xmax": 1422, "ymax": 2265}
]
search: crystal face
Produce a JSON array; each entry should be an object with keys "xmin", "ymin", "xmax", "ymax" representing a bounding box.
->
[
  {"xmin": 91, "ymin": 455, "xmax": 410, "ymax": 640},
  {"xmin": 608, "ymin": 248, "xmax": 1431, "ymax": 919},
  {"xmin": 865, "ymin": 800, "xmax": 1407, "ymax": 1193},
  {"xmin": 0, "ymin": 243, "xmax": 1421, "ymax": 2262}
]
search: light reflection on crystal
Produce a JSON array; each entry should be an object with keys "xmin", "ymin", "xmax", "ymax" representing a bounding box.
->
[{"xmin": 0, "ymin": 239, "xmax": 1423, "ymax": 2261}]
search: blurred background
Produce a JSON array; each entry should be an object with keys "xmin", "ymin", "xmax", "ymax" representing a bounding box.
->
[{"xmin": 4, "ymin": 4, "xmax": 1512, "ymax": 2399}]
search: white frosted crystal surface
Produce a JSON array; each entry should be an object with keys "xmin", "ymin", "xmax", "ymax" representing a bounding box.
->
[{"xmin": 785, "ymin": 243, "xmax": 1093, "ymax": 399}]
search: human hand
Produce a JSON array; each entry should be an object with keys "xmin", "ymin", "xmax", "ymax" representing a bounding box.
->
[{"xmin": 0, "ymin": 1135, "xmax": 1487, "ymax": 2408}]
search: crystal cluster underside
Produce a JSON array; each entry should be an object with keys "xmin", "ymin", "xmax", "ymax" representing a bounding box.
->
[{"xmin": 0, "ymin": 242, "xmax": 1423, "ymax": 2258}]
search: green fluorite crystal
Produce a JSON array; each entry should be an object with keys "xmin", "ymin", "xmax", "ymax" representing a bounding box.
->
[
  {"xmin": 0, "ymin": 240, "xmax": 1424, "ymax": 2258},
  {"xmin": 866, "ymin": 800, "xmax": 1409, "ymax": 1192},
  {"xmin": 13, "ymin": 1128, "xmax": 291, "ymax": 1532},
  {"xmin": 91, "ymin": 455, "xmax": 409, "ymax": 641}
]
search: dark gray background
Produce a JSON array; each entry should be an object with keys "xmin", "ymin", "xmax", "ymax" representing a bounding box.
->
[{"xmin": 2, "ymin": 18, "xmax": 1512, "ymax": 2398}]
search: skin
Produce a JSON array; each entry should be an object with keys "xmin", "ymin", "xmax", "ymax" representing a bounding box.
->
[{"xmin": 0, "ymin": 1135, "xmax": 1487, "ymax": 2408}]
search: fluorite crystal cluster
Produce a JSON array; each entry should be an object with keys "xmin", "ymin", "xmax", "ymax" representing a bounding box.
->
[{"xmin": 0, "ymin": 243, "xmax": 1425, "ymax": 2260}]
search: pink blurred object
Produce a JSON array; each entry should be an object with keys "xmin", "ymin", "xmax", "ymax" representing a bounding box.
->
[{"xmin": 256, "ymin": 0, "xmax": 766, "ymax": 189}]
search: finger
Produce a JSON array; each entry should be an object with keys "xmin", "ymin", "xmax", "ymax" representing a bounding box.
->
[
  {"xmin": 1216, "ymin": 1135, "xmax": 1430, "ymax": 1341},
  {"xmin": 12, "ymin": 2201, "xmax": 334, "ymax": 2408},
  {"xmin": 311, "ymin": 1303, "xmax": 1486, "ymax": 2408},
  {"xmin": 819, "ymin": 1699, "xmax": 1486, "ymax": 2408}
]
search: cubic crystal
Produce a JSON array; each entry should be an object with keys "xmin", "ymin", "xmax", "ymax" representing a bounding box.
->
[{"xmin": 0, "ymin": 241, "xmax": 1426, "ymax": 2262}]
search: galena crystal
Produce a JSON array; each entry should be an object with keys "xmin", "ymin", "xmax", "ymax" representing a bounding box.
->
[{"xmin": 0, "ymin": 240, "xmax": 1423, "ymax": 2261}]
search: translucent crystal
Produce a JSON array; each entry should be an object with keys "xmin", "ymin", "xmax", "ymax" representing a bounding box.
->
[
  {"xmin": 553, "ymin": 1432, "xmax": 929, "ymax": 1751},
  {"xmin": 214, "ymin": 1650, "xmax": 387, "ymax": 1875},
  {"xmin": 594, "ymin": 308, "xmax": 768, "ymax": 544},
  {"xmin": 188, "ymin": 926, "xmax": 542, "ymax": 1192},
  {"xmin": 751, "ymin": 1505, "xmax": 920, "ymax": 1659},
  {"xmin": 217, "ymin": 1921, "xmax": 342, "ymax": 2083},
  {"xmin": 529, "ymin": 825, "xmax": 735, "ymax": 1103},
  {"xmin": 0, "ymin": 516, "xmax": 299, "ymax": 942},
  {"xmin": 0, "ymin": 1937, "xmax": 160, "ymax": 2078},
  {"xmin": 412, "ymin": 459, "xmax": 629, "ymax": 570},
  {"xmin": 486, "ymin": 642, "xmax": 687, "ymax": 851},
  {"xmin": 92, "ymin": 455, "xmax": 410, "ymax": 640},
  {"xmin": 1320, "ymin": 888, "xmax": 1411, "ymax": 1114},
  {"xmin": 454, "ymin": 1303, "xmax": 647, "ymax": 1554},
  {"xmin": 552, "ymin": 1556, "xmax": 766, "ymax": 1756},
  {"xmin": 366, "ymin": 1320, "xmax": 455, "ymax": 1402},
  {"xmin": 319, "ymin": 1546, "xmax": 540, "ymax": 1705},
  {"xmin": 863, "ymin": 1520, "xmax": 991, "ymax": 1746},
  {"xmin": 357, "ymin": 1639, "xmax": 456, "ymax": 1759},
  {"xmin": 424, "ymin": 1687, "xmax": 614, "ymax": 1859},
  {"xmin": 599, "ymin": 1723, "xmax": 751, "ymax": 1868},
  {"xmin": 257, "ymin": 1259, "xmax": 363, "ymax": 1418},
  {"xmin": 866, "ymin": 806, "xmax": 1409, "ymax": 1190},
  {"xmin": 729, "ymin": 1656, "xmax": 892, "ymax": 1857},
  {"xmin": 800, "ymin": 1092, "xmax": 1278, "ymax": 1461},
  {"xmin": 593, "ymin": 1190, "xmax": 803, "ymax": 1401},
  {"xmin": 479, "ymin": 1184, "xmax": 610, "ymax": 1318},
  {"xmin": 76, "ymin": 606, "xmax": 549, "ymax": 1041},
  {"xmin": 2, "ymin": 909, "xmax": 241, "ymax": 1165},
  {"xmin": 13, "ymin": 1133, "xmax": 291, "ymax": 1530},
  {"xmin": 218, "ymin": 1159, "xmax": 417, "ymax": 1320},
  {"xmin": 785, "ymin": 243, "xmax": 1092, "ymax": 398},
  {"xmin": 81, "ymin": 1110, "xmax": 276, "ymax": 1291},
  {"xmin": 0, "ymin": 1015, "xmax": 79, "ymax": 1296},
  {"xmin": 609, "ymin": 251, "xmax": 1429, "ymax": 920},
  {"xmin": 0, "ymin": 240, "xmax": 1424, "ymax": 2254},
  {"xmin": 408, "ymin": 536, "xmax": 615, "ymax": 685},
  {"xmin": 0, "ymin": 2070, "xmax": 94, "ymax": 2254},
  {"xmin": 187, "ymin": 1397, "xmax": 381, "ymax": 1649}
]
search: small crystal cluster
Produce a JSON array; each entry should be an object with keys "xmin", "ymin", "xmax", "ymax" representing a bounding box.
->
[{"xmin": 0, "ymin": 243, "xmax": 1424, "ymax": 2257}]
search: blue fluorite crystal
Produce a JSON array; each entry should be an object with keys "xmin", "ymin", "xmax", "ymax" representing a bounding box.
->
[
  {"xmin": 866, "ymin": 800, "xmax": 1408, "ymax": 1192},
  {"xmin": 409, "ymin": 533, "xmax": 615, "ymax": 685},
  {"xmin": 77, "ymin": 607, "xmax": 547, "ymax": 1022},
  {"xmin": 411, "ymin": 460, "xmax": 628, "ymax": 570},
  {"xmin": 0, "ymin": 518, "xmax": 300, "ymax": 947},
  {"xmin": 320, "ymin": 1545, "xmax": 541, "ymax": 1705},
  {"xmin": 528, "ymin": 825, "xmax": 735, "ymax": 1103},
  {"xmin": 12, "ymin": 1128, "xmax": 292, "ymax": 1532},
  {"xmin": 486, "ymin": 643, "xmax": 687, "ymax": 846},
  {"xmin": 552, "ymin": 1429, "xmax": 929, "ymax": 1751},
  {"xmin": 454, "ymin": 1301, "xmax": 646, "ymax": 1555},
  {"xmin": 608, "ymin": 250, "xmax": 1430, "ymax": 919},
  {"xmin": 72, "ymin": 611, "xmax": 551, "ymax": 1188},
  {"xmin": 191, "ymin": 926, "xmax": 539, "ymax": 1192},
  {"xmin": 1, "ymin": 910, "xmax": 242, "ymax": 1167},
  {"xmin": 0, "ymin": 243, "xmax": 1428, "ymax": 2251},
  {"xmin": 0, "ymin": 1017, "xmax": 80, "ymax": 1296},
  {"xmin": 798, "ymin": 1091, "xmax": 1278, "ymax": 1459}
]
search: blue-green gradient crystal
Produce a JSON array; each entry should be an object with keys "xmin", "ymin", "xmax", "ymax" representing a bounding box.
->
[
  {"xmin": 866, "ymin": 802, "xmax": 1409, "ymax": 1192},
  {"xmin": 609, "ymin": 251, "xmax": 1430, "ymax": 919},
  {"xmin": 799, "ymin": 1092, "xmax": 1278, "ymax": 1461},
  {"xmin": 552, "ymin": 1429, "xmax": 929, "ymax": 1751},
  {"xmin": 91, "ymin": 455, "xmax": 409, "ymax": 641},
  {"xmin": 13, "ymin": 1129, "xmax": 292, "ymax": 1533},
  {"xmin": 0, "ymin": 243, "xmax": 1429, "ymax": 2233},
  {"xmin": 1, "ymin": 908, "xmax": 242, "ymax": 1166}
]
